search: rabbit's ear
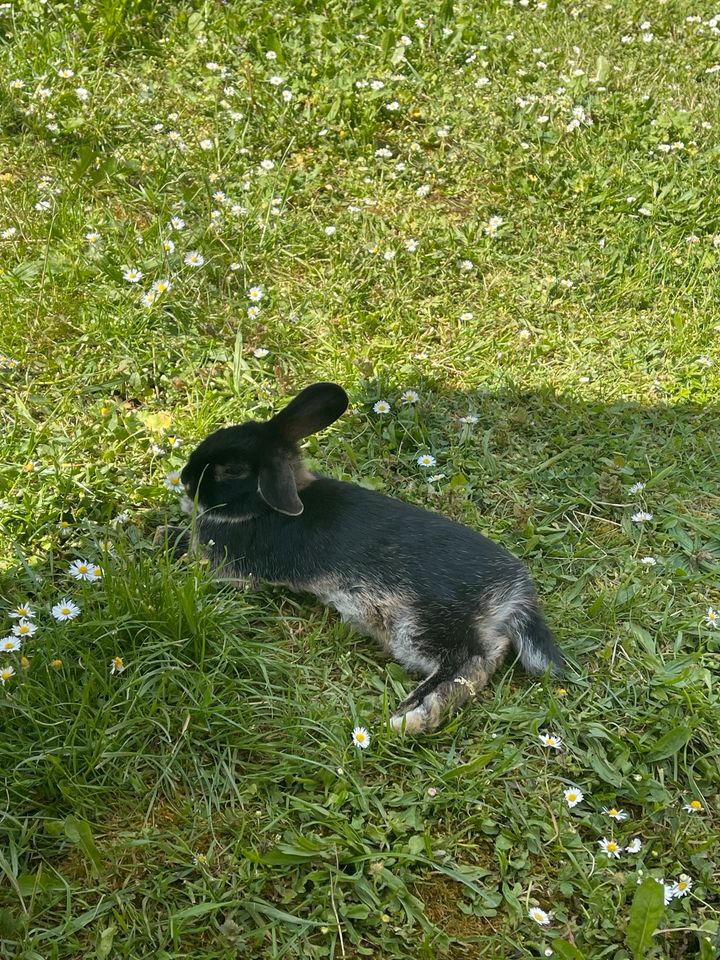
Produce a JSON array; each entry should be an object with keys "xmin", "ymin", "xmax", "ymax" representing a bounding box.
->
[
  {"xmin": 269, "ymin": 382, "xmax": 348, "ymax": 441},
  {"xmin": 258, "ymin": 458, "xmax": 304, "ymax": 516}
]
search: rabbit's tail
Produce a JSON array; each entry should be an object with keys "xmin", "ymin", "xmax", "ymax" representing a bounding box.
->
[{"xmin": 508, "ymin": 603, "xmax": 564, "ymax": 676}]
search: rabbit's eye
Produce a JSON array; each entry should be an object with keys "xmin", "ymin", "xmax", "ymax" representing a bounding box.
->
[{"xmin": 215, "ymin": 463, "xmax": 251, "ymax": 481}]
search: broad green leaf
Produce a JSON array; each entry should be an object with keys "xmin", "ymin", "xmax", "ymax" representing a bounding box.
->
[
  {"xmin": 646, "ymin": 725, "xmax": 691, "ymax": 762},
  {"xmin": 96, "ymin": 924, "xmax": 116, "ymax": 959},
  {"xmin": 553, "ymin": 942, "xmax": 587, "ymax": 960},
  {"xmin": 626, "ymin": 878, "xmax": 664, "ymax": 958},
  {"xmin": 64, "ymin": 816, "xmax": 103, "ymax": 875}
]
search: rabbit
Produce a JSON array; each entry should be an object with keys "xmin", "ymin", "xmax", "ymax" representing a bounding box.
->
[{"xmin": 157, "ymin": 382, "xmax": 563, "ymax": 734}]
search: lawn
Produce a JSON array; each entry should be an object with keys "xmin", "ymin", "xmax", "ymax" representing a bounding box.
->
[{"xmin": 1, "ymin": 0, "xmax": 719, "ymax": 957}]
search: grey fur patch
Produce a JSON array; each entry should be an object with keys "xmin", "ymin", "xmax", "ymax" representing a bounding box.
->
[{"xmin": 304, "ymin": 578, "xmax": 435, "ymax": 674}]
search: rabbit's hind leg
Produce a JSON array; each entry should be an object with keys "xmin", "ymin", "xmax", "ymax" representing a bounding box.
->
[{"xmin": 390, "ymin": 654, "xmax": 491, "ymax": 735}]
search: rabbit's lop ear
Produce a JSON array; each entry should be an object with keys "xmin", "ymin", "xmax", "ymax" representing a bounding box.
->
[
  {"xmin": 270, "ymin": 382, "xmax": 349, "ymax": 442},
  {"xmin": 258, "ymin": 457, "xmax": 304, "ymax": 516}
]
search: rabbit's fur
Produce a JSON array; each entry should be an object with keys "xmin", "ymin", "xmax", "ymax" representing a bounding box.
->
[{"xmin": 158, "ymin": 382, "xmax": 563, "ymax": 734}]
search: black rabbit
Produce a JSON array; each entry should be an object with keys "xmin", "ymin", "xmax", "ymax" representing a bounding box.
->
[{"xmin": 158, "ymin": 382, "xmax": 563, "ymax": 734}]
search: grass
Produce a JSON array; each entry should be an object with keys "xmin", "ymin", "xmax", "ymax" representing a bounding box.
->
[{"xmin": 1, "ymin": 0, "xmax": 719, "ymax": 956}]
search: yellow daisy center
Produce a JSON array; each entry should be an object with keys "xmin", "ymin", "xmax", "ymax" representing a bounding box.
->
[
  {"xmin": 607, "ymin": 842, "xmax": 618, "ymax": 852},
  {"xmin": 568, "ymin": 793, "xmax": 577, "ymax": 801},
  {"xmin": 690, "ymin": 800, "xmax": 702, "ymax": 810}
]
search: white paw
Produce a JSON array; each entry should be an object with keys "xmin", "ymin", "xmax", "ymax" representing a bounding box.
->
[{"xmin": 390, "ymin": 706, "xmax": 426, "ymax": 735}]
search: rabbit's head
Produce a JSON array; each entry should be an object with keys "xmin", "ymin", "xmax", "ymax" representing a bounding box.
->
[{"xmin": 181, "ymin": 382, "xmax": 348, "ymax": 518}]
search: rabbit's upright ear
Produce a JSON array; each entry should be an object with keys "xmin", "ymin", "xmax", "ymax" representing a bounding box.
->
[
  {"xmin": 258, "ymin": 457, "xmax": 304, "ymax": 516},
  {"xmin": 269, "ymin": 382, "xmax": 349, "ymax": 442}
]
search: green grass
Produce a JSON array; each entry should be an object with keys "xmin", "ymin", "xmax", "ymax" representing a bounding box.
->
[{"xmin": 1, "ymin": 0, "xmax": 719, "ymax": 957}]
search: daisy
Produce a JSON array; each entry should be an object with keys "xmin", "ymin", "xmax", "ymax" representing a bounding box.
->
[
  {"xmin": 165, "ymin": 471, "xmax": 183, "ymax": 492},
  {"xmin": 640, "ymin": 557, "xmax": 657, "ymax": 566},
  {"xmin": 162, "ymin": 239, "xmax": 175, "ymax": 253},
  {"xmin": 631, "ymin": 511, "xmax": 653, "ymax": 522},
  {"xmin": 75, "ymin": 87, "xmax": 89, "ymax": 101},
  {"xmin": 603, "ymin": 807, "xmax": 629, "ymax": 821},
  {"xmin": 193, "ymin": 852, "xmax": 208, "ymax": 866},
  {"xmin": 167, "ymin": 436, "xmax": 182, "ymax": 449},
  {"xmin": 683, "ymin": 799, "xmax": 704, "ymax": 813},
  {"xmin": 9, "ymin": 602, "xmax": 35, "ymax": 619},
  {"xmin": 598, "ymin": 837, "xmax": 622, "ymax": 858},
  {"xmin": 528, "ymin": 907, "xmax": 551, "ymax": 925},
  {"xmin": 50, "ymin": 658, "xmax": 63, "ymax": 670},
  {"xmin": 625, "ymin": 838, "xmax": 642, "ymax": 854},
  {"xmin": 671, "ymin": 874, "xmax": 692, "ymax": 898},
  {"xmin": 1, "ymin": 636, "xmax": 22, "ymax": 653},
  {"xmin": 110, "ymin": 656, "xmax": 125, "ymax": 675},
  {"xmin": 404, "ymin": 238, "xmax": 418, "ymax": 252},
  {"xmin": 152, "ymin": 279, "xmax": 172, "ymax": 295},
  {"xmin": 269, "ymin": 75, "xmax": 284, "ymax": 86},
  {"xmin": 0, "ymin": 665, "xmax": 15, "ymax": 684},
  {"xmin": 86, "ymin": 565, "xmax": 103, "ymax": 583},
  {"xmin": 564, "ymin": 787, "xmax": 584, "ymax": 808},
  {"xmin": 352, "ymin": 726, "xmax": 370, "ymax": 748},
  {"xmin": 373, "ymin": 400, "xmax": 391, "ymax": 414},
  {"xmin": 51, "ymin": 599, "xmax": 81, "ymax": 621},
  {"xmin": 69, "ymin": 559, "xmax": 94, "ymax": 581},
  {"xmin": 170, "ymin": 217, "xmax": 185, "ymax": 230},
  {"xmin": 628, "ymin": 482, "xmax": 646, "ymax": 494},
  {"xmin": 247, "ymin": 305, "xmax": 261, "ymax": 319},
  {"xmin": 259, "ymin": 159, "xmax": 275, "ymax": 171},
  {"xmin": 459, "ymin": 259, "xmax": 474, "ymax": 272},
  {"xmin": 12, "ymin": 620, "xmax": 37, "ymax": 638},
  {"xmin": 538, "ymin": 732, "xmax": 563, "ymax": 750},
  {"xmin": 417, "ymin": 454, "xmax": 437, "ymax": 468},
  {"xmin": 655, "ymin": 879, "xmax": 675, "ymax": 905},
  {"xmin": 400, "ymin": 390, "xmax": 419, "ymax": 404},
  {"xmin": 123, "ymin": 268, "xmax": 143, "ymax": 283},
  {"xmin": 459, "ymin": 414, "xmax": 478, "ymax": 424},
  {"xmin": 184, "ymin": 251, "xmax": 204, "ymax": 267},
  {"xmin": 253, "ymin": 347, "xmax": 270, "ymax": 358},
  {"xmin": 705, "ymin": 608, "xmax": 719, "ymax": 628},
  {"xmin": 199, "ymin": 138, "xmax": 214, "ymax": 151},
  {"xmin": 141, "ymin": 291, "xmax": 157, "ymax": 308},
  {"xmin": 460, "ymin": 312, "xmax": 474, "ymax": 322},
  {"xmin": 248, "ymin": 286, "xmax": 264, "ymax": 302},
  {"xmin": 85, "ymin": 231, "xmax": 101, "ymax": 245}
]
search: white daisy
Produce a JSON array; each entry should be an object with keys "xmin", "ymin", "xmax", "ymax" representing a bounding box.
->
[
  {"xmin": 671, "ymin": 874, "xmax": 693, "ymax": 898},
  {"xmin": 538, "ymin": 732, "xmax": 563, "ymax": 750},
  {"xmin": 399, "ymin": 390, "xmax": 419, "ymax": 404},
  {"xmin": 123, "ymin": 268, "xmax": 143, "ymax": 283},
  {"xmin": 247, "ymin": 305, "xmax": 261, "ymax": 319},
  {"xmin": 598, "ymin": 837, "xmax": 622, "ymax": 858},
  {"xmin": 152, "ymin": 279, "xmax": 172, "ymax": 295},
  {"xmin": 9, "ymin": 603, "xmax": 35, "ymax": 620},
  {"xmin": 162, "ymin": 239, "xmax": 175, "ymax": 254},
  {"xmin": 184, "ymin": 251, "xmax": 205, "ymax": 267},
  {"xmin": 705, "ymin": 608, "xmax": 719, "ymax": 628},
  {"xmin": 683, "ymin": 799, "xmax": 704, "ymax": 813},
  {"xmin": 639, "ymin": 557, "xmax": 657, "ymax": 566},
  {"xmin": 85, "ymin": 231, "xmax": 101, "ymax": 245},
  {"xmin": 373, "ymin": 400, "xmax": 391, "ymax": 414},
  {"xmin": 631, "ymin": 511, "xmax": 653, "ymax": 522},
  {"xmin": 603, "ymin": 806, "xmax": 629, "ymax": 821},
  {"xmin": 564, "ymin": 787, "xmax": 584, "ymax": 808},
  {"xmin": 253, "ymin": 347, "xmax": 270, "ymax": 358},
  {"xmin": 625, "ymin": 838, "xmax": 642, "ymax": 854},
  {"xmin": 351, "ymin": 726, "xmax": 371, "ymax": 749},
  {"xmin": 248, "ymin": 286, "xmax": 264, "ymax": 302},
  {"xmin": 170, "ymin": 217, "xmax": 185, "ymax": 230},
  {"xmin": 165, "ymin": 471, "xmax": 183, "ymax": 492},
  {"xmin": 628, "ymin": 482, "xmax": 646, "ymax": 494},
  {"xmin": 12, "ymin": 619, "xmax": 37, "ymax": 638},
  {"xmin": 51, "ymin": 599, "xmax": 81, "ymax": 621},
  {"xmin": 110, "ymin": 656, "xmax": 125, "ymax": 675},
  {"xmin": 1, "ymin": 636, "xmax": 22, "ymax": 653},
  {"xmin": 69, "ymin": 559, "xmax": 94, "ymax": 581},
  {"xmin": 85, "ymin": 564, "xmax": 103, "ymax": 583},
  {"xmin": 0, "ymin": 665, "xmax": 15, "ymax": 684},
  {"xmin": 417, "ymin": 454, "xmax": 437, "ymax": 468},
  {"xmin": 528, "ymin": 907, "xmax": 551, "ymax": 925}
]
